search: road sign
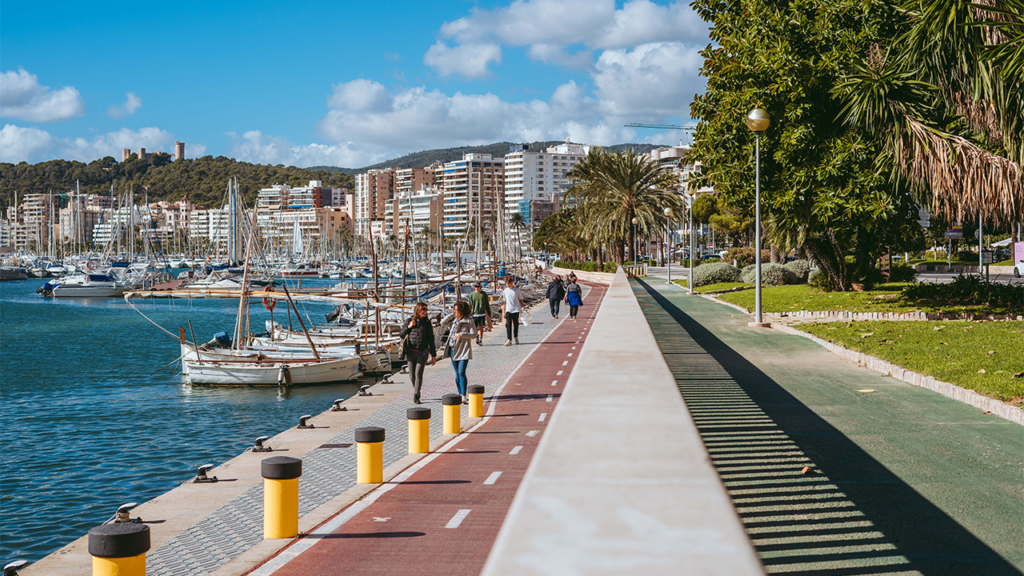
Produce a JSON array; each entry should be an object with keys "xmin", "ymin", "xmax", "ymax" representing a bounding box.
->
[
  {"xmin": 975, "ymin": 229, "xmax": 982, "ymax": 241},
  {"xmin": 981, "ymin": 250, "xmax": 994, "ymax": 264},
  {"xmin": 917, "ymin": 207, "xmax": 930, "ymax": 228},
  {"xmin": 945, "ymin": 226, "xmax": 963, "ymax": 239},
  {"xmin": 707, "ymin": 242, "xmax": 715, "ymax": 248}
]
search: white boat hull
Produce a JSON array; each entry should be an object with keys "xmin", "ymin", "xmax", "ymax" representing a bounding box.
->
[
  {"xmin": 182, "ymin": 355, "xmax": 362, "ymax": 385},
  {"xmin": 51, "ymin": 285, "xmax": 129, "ymax": 298}
]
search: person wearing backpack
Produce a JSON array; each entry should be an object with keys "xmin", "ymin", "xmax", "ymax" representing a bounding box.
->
[{"xmin": 399, "ymin": 302, "xmax": 436, "ymax": 404}]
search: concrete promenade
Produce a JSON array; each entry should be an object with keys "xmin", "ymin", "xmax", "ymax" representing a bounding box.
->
[
  {"xmin": 254, "ymin": 283, "xmax": 609, "ymax": 575},
  {"xmin": 631, "ymin": 277, "xmax": 1024, "ymax": 575}
]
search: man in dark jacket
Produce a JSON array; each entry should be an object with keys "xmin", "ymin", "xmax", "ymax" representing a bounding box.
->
[{"xmin": 547, "ymin": 275, "xmax": 566, "ymax": 318}]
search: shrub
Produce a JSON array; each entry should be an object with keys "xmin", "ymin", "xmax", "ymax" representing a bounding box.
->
[
  {"xmin": 956, "ymin": 250, "xmax": 979, "ymax": 262},
  {"xmin": 784, "ymin": 260, "xmax": 811, "ymax": 283},
  {"xmin": 808, "ymin": 269, "xmax": 832, "ymax": 291},
  {"xmin": 692, "ymin": 262, "xmax": 741, "ymax": 288},
  {"xmin": 726, "ymin": 247, "xmax": 771, "ymax": 267},
  {"xmin": 741, "ymin": 262, "xmax": 796, "ymax": 285},
  {"xmin": 702, "ymin": 257, "xmax": 722, "ymax": 264},
  {"xmin": 888, "ymin": 262, "xmax": 917, "ymax": 282},
  {"xmin": 902, "ymin": 274, "xmax": 1023, "ymax": 310}
]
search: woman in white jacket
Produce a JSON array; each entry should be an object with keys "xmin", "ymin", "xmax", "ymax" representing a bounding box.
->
[{"xmin": 448, "ymin": 300, "xmax": 475, "ymax": 403}]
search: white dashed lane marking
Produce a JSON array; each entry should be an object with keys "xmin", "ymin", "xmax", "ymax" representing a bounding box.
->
[
  {"xmin": 446, "ymin": 510, "xmax": 471, "ymax": 528},
  {"xmin": 483, "ymin": 472, "xmax": 503, "ymax": 485},
  {"xmin": 539, "ymin": 413, "xmax": 547, "ymax": 422},
  {"xmin": 510, "ymin": 446, "xmax": 523, "ymax": 455}
]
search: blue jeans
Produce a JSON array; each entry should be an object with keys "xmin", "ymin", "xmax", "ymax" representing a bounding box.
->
[
  {"xmin": 451, "ymin": 358, "xmax": 469, "ymax": 395},
  {"xmin": 549, "ymin": 299, "xmax": 560, "ymax": 317}
]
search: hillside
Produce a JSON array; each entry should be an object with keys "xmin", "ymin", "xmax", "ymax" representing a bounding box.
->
[
  {"xmin": 0, "ymin": 155, "xmax": 355, "ymax": 208},
  {"xmin": 311, "ymin": 141, "xmax": 664, "ymax": 174},
  {"xmin": 1, "ymin": 141, "xmax": 667, "ymax": 209}
]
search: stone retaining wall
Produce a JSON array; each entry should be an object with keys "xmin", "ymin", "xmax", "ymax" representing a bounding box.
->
[{"xmin": 550, "ymin": 266, "xmax": 615, "ymax": 285}]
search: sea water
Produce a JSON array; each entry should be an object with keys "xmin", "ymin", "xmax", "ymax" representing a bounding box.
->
[{"xmin": 0, "ymin": 277, "xmax": 369, "ymax": 563}]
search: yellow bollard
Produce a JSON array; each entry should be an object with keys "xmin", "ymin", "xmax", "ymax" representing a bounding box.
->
[
  {"xmin": 407, "ymin": 407, "xmax": 431, "ymax": 454},
  {"xmin": 262, "ymin": 456, "xmax": 302, "ymax": 539},
  {"xmin": 442, "ymin": 393, "xmax": 462, "ymax": 434},
  {"xmin": 355, "ymin": 427, "xmax": 385, "ymax": 483},
  {"xmin": 468, "ymin": 385, "xmax": 485, "ymax": 418},
  {"xmin": 88, "ymin": 522, "xmax": 150, "ymax": 576}
]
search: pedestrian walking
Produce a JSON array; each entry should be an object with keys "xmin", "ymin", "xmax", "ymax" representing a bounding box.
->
[
  {"xmin": 565, "ymin": 277, "xmax": 583, "ymax": 320},
  {"xmin": 467, "ymin": 282, "xmax": 489, "ymax": 345},
  {"xmin": 546, "ymin": 274, "xmax": 565, "ymax": 318},
  {"xmin": 502, "ymin": 276, "xmax": 525, "ymax": 346},
  {"xmin": 399, "ymin": 302, "xmax": 436, "ymax": 404},
  {"xmin": 447, "ymin": 301, "xmax": 474, "ymax": 403}
]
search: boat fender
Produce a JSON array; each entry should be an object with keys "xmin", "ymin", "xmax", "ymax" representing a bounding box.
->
[{"xmin": 278, "ymin": 365, "xmax": 293, "ymax": 387}]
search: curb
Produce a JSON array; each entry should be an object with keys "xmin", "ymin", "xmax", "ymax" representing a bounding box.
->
[{"xmin": 772, "ymin": 323, "xmax": 1024, "ymax": 426}]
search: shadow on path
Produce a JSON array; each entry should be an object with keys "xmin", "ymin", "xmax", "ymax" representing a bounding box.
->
[{"xmin": 634, "ymin": 278, "xmax": 1021, "ymax": 576}]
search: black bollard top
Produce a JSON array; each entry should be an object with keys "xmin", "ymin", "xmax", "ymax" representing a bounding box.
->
[
  {"xmin": 88, "ymin": 522, "xmax": 151, "ymax": 558},
  {"xmin": 407, "ymin": 407, "xmax": 431, "ymax": 420},
  {"xmin": 441, "ymin": 393, "xmax": 462, "ymax": 406},
  {"xmin": 354, "ymin": 426, "xmax": 385, "ymax": 443},
  {"xmin": 262, "ymin": 456, "xmax": 302, "ymax": 480},
  {"xmin": 467, "ymin": 385, "xmax": 485, "ymax": 395}
]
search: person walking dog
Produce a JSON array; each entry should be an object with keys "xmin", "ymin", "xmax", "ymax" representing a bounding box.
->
[
  {"xmin": 447, "ymin": 301, "xmax": 474, "ymax": 403},
  {"xmin": 503, "ymin": 276, "xmax": 525, "ymax": 346},
  {"xmin": 565, "ymin": 277, "xmax": 583, "ymax": 320},
  {"xmin": 547, "ymin": 274, "xmax": 565, "ymax": 318},
  {"xmin": 399, "ymin": 302, "xmax": 436, "ymax": 404}
]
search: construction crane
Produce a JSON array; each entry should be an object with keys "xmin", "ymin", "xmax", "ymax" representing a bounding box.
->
[{"xmin": 624, "ymin": 123, "xmax": 695, "ymax": 131}]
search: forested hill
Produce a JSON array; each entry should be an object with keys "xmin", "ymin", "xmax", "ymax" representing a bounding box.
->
[
  {"xmin": 0, "ymin": 155, "xmax": 355, "ymax": 209},
  {"xmin": 2, "ymin": 141, "xmax": 666, "ymax": 209},
  {"xmin": 309, "ymin": 141, "xmax": 664, "ymax": 174}
]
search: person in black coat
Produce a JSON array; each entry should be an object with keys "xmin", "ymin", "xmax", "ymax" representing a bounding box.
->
[
  {"xmin": 399, "ymin": 302, "xmax": 437, "ymax": 404},
  {"xmin": 547, "ymin": 275, "xmax": 566, "ymax": 318}
]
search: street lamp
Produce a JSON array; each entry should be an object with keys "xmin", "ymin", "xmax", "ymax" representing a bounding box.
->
[
  {"xmin": 685, "ymin": 188, "xmax": 697, "ymax": 294},
  {"xmin": 664, "ymin": 207, "xmax": 673, "ymax": 284},
  {"xmin": 631, "ymin": 217, "xmax": 639, "ymax": 263},
  {"xmin": 746, "ymin": 107, "xmax": 770, "ymax": 327}
]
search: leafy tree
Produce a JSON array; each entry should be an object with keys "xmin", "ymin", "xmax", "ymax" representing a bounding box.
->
[
  {"xmin": 692, "ymin": 194, "xmax": 719, "ymax": 224},
  {"xmin": 689, "ymin": 0, "xmax": 922, "ymax": 290}
]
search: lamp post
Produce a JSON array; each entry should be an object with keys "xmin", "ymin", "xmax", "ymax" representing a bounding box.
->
[
  {"xmin": 685, "ymin": 189, "xmax": 697, "ymax": 294},
  {"xmin": 664, "ymin": 207, "xmax": 673, "ymax": 284},
  {"xmin": 631, "ymin": 217, "xmax": 639, "ymax": 263},
  {"xmin": 746, "ymin": 108, "xmax": 770, "ymax": 327}
]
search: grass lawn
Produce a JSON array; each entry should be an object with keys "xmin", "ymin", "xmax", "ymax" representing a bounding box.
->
[
  {"xmin": 696, "ymin": 281, "xmax": 750, "ymax": 293},
  {"xmin": 673, "ymin": 279, "xmax": 688, "ymax": 289},
  {"xmin": 993, "ymin": 259, "xmax": 1015, "ymax": 266},
  {"xmin": 799, "ymin": 321, "xmax": 1024, "ymax": 404},
  {"xmin": 717, "ymin": 283, "xmax": 1019, "ymax": 315}
]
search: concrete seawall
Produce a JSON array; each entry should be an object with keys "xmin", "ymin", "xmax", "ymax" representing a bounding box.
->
[{"xmin": 482, "ymin": 269, "xmax": 763, "ymax": 575}]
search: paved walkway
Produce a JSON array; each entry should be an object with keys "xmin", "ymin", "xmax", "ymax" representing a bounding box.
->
[
  {"xmin": 247, "ymin": 283, "xmax": 607, "ymax": 575},
  {"xmin": 631, "ymin": 277, "xmax": 1024, "ymax": 575},
  {"xmin": 144, "ymin": 290, "xmax": 577, "ymax": 576}
]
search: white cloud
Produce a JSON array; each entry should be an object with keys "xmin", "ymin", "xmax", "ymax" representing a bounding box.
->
[
  {"xmin": 0, "ymin": 68, "xmax": 85, "ymax": 123},
  {"xmin": 107, "ymin": 92, "xmax": 142, "ymax": 119},
  {"xmin": 438, "ymin": 0, "xmax": 707, "ymax": 57},
  {"xmin": 424, "ymin": 42, "xmax": 502, "ymax": 79},
  {"xmin": 0, "ymin": 124, "xmax": 176, "ymax": 163},
  {"xmin": 0, "ymin": 124, "xmax": 57, "ymax": 163},
  {"xmin": 328, "ymin": 79, "xmax": 392, "ymax": 113},
  {"xmin": 188, "ymin": 143, "xmax": 208, "ymax": 157},
  {"xmin": 229, "ymin": 130, "xmax": 383, "ymax": 168},
  {"xmin": 527, "ymin": 44, "xmax": 593, "ymax": 69},
  {"xmin": 593, "ymin": 42, "xmax": 704, "ymax": 118}
]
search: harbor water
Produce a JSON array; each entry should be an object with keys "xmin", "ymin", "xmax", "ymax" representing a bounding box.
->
[{"xmin": 0, "ymin": 277, "xmax": 369, "ymax": 563}]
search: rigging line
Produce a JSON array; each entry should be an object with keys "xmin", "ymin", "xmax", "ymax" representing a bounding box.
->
[{"xmin": 123, "ymin": 295, "xmax": 180, "ymax": 341}]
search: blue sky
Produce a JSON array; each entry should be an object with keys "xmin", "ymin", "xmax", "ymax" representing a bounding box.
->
[{"xmin": 1, "ymin": 0, "xmax": 709, "ymax": 168}]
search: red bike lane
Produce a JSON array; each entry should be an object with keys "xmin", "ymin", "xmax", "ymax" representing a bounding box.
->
[{"xmin": 257, "ymin": 282, "xmax": 606, "ymax": 576}]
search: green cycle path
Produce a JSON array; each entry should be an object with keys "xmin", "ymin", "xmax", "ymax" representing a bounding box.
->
[{"xmin": 630, "ymin": 277, "xmax": 1024, "ymax": 576}]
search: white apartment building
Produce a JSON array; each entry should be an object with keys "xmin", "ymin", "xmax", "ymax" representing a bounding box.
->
[
  {"xmin": 648, "ymin": 144, "xmax": 712, "ymax": 195},
  {"xmin": 386, "ymin": 188, "xmax": 442, "ymax": 238},
  {"xmin": 441, "ymin": 153, "xmax": 505, "ymax": 238},
  {"xmin": 503, "ymin": 142, "xmax": 588, "ymax": 243}
]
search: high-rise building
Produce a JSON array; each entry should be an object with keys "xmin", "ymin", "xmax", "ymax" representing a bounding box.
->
[
  {"xmin": 440, "ymin": 153, "xmax": 504, "ymax": 238},
  {"xmin": 503, "ymin": 141, "xmax": 588, "ymax": 234},
  {"xmin": 354, "ymin": 168, "xmax": 396, "ymax": 237},
  {"xmin": 386, "ymin": 187, "xmax": 442, "ymax": 239}
]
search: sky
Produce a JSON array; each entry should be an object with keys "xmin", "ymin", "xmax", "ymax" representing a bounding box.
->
[{"xmin": 0, "ymin": 0, "xmax": 709, "ymax": 168}]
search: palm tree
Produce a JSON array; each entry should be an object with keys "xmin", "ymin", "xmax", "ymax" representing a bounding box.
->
[
  {"xmin": 835, "ymin": 1, "xmax": 1022, "ymax": 229},
  {"xmin": 509, "ymin": 211, "xmax": 527, "ymax": 262},
  {"xmin": 565, "ymin": 149, "xmax": 684, "ymax": 263}
]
